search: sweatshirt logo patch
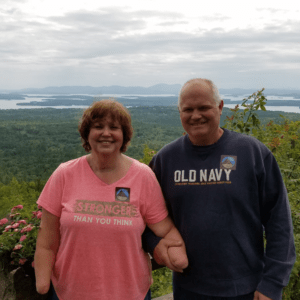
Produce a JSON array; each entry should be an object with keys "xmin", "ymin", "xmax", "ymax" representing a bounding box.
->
[
  {"xmin": 115, "ymin": 187, "xmax": 130, "ymax": 202},
  {"xmin": 220, "ymin": 155, "xmax": 237, "ymax": 170}
]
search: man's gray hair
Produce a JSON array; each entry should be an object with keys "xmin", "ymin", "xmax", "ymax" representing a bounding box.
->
[{"xmin": 178, "ymin": 78, "xmax": 222, "ymax": 108}]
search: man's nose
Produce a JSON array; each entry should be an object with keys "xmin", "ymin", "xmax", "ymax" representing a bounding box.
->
[{"xmin": 191, "ymin": 109, "xmax": 202, "ymax": 119}]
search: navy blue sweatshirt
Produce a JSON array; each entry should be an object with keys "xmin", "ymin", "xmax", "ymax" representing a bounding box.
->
[{"xmin": 145, "ymin": 129, "xmax": 295, "ymax": 300}]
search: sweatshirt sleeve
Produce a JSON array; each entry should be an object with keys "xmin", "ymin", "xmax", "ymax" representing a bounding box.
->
[
  {"xmin": 256, "ymin": 152, "xmax": 296, "ymax": 300},
  {"xmin": 142, "ymin": 226, "xmax": 162, "ymax": 256}
]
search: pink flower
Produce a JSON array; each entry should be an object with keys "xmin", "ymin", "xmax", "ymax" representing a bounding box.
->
[
  {"xmin": 20, "ymin": 225, "xmax": 34, "ymax": 233},
  {"xmin": 13, "ymin": 244, "xmax": 23, "ymax": 251},
  {"xmin": 10, "ymin": 213, "xmax": 20, "ymax": 218},
  {"xmin": 36, "ymin": 211, "xmax": 42, "ymax": 219},
  {"xmin": 11, "ymin": 205, "xmax": 23, "ymax": 212},
  {"xmin": 37, "ymin": 205, "xmax": 43, "ymax": 210},
  {"xmin": 14, "ymin": 229, "xmax": 19, "ymax": 232},
  {"xmin": 18, "ymin": 220, "xmax": 27, "ymax": 225},
  {"xmin": 19, "ymin": 235, "xmax": 27, "ymax": 242},
  {"xmin": 11, "ymin": 223, "xmax": 20, "ymax": 229},
  {"xmin": 19, "ymin": 258, "xmax": 27, "ymax": 265},
  {"xmin": 0, "ymin": 218, "xmax": 8, "ymax": 226},
  {"xmin": 4, "ymin": 225, "xmax": 12, "ymax": 232}
]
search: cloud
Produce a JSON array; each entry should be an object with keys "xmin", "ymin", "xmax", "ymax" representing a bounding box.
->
[
  {"xmin": 1, "ymin": 5, "xmax": 300, "ymax": 89},
  {"xmin": 49, "ymin": 8, "xmax": 146, "ymax": 33},
  {"xmin": 157, "ymin": 21, "xmax": 189, "ymax": 27}
]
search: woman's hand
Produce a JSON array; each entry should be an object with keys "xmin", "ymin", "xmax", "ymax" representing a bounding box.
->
[
  {"xmin": 153, "ymin": 238, "xmax": 185, "ymax": 272},
  {"xmin": 253, "ymin": 291, "xmax": 273, "ymax": 300}
]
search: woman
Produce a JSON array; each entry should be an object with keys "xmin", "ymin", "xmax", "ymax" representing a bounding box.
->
[{"xmin": 34, "ymin": 99, "xmax": 188, "ymax": 300}]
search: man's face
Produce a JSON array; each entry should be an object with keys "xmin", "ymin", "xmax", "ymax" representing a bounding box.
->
[{"xmin": 179, "ymin": 82, "xmax": 224, "ymax": 146}]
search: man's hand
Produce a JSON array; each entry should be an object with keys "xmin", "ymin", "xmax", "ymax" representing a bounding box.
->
[
  {"xmin": 153, "ymin": 238, "xmax": 184, "ymax": 272},
  {"xmin": 253, "ymin": 291, "xmax": 273, "ymax": 300}
]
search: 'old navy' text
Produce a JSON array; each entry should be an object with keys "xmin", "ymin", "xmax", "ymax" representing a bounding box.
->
[{"xmin": 174, "ymin": 169, "xmax": 232, "ymax": 183}]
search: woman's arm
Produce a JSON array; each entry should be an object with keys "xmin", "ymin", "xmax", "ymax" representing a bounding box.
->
[
  {"xmin": 147, "ymin": 216, "xmax": 188, "ymax": 272},
  {"xmin": 34, "ymin": 208, "xmax": 60, "ymax": 294}
]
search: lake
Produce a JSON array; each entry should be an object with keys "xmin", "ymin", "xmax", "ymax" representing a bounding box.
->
[{"xmin": 0, "ymin": 94, "xmax": 300, "ymax": 113}]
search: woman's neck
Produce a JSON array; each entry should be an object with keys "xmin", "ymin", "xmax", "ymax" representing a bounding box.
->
[
  {"xmin": 86, "ymin": 152, "xmax": 133, "ymax": 185},
  {"xmin": 88, "ymin": 152, "xmax": 123, "ymax": 172}
]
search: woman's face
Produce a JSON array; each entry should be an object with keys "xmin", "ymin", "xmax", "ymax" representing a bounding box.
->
[{"xmin": 88, "ymin": 115, "xmax": 124, "ymax": 156}]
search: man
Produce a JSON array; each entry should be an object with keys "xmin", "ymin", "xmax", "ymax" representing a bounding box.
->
[{"xmin": 144, "ymin": 79, "xmax": 295, "ymax": 300}]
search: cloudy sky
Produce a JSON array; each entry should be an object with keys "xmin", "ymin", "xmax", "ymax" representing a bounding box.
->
[{"xmin": 1, "ymin": 0, "xmax": 300, "ymax": 90}]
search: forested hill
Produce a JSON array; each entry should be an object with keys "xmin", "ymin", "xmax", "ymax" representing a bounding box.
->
[{"xmin": 0, "ymin": 106, "xmax": 299, "ymax": 185}]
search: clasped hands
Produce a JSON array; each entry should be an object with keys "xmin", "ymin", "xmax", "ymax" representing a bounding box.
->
[{"xmin": 153, "ymin": 238, "xmax": 188, "ymax": 273}]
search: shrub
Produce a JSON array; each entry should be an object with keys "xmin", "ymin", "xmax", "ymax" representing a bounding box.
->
[{"xmin": 0, "ymin": 204, "xmax": 42, "ymax": 274}]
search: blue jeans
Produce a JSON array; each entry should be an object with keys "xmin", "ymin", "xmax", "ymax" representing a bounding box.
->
[
  {"xmin": 173, "ymin": 284, "xmax": 254, "ymax": 300},
  {"xmin": 47, "ymin": 283, "xmax": 59, "ymax": 300},
  {"xmin": 48, "ymin": 283, "xmax": 151, "ymax": 300}
]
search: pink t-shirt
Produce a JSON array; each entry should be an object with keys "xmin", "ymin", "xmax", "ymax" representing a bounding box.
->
[{"xmin": 37, "ymin": 156, "xmax": 168, "ymax": 300}]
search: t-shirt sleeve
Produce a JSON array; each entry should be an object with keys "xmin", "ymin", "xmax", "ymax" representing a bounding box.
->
[
  {"xmin": 37, "ymin": 164, "xmax": 65, "ymax": 217},
  {"xmin": 139, "ymin": 164, "xmax": 168, "ymax": 225}
]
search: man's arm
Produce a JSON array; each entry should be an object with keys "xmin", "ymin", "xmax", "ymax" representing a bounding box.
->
[
  {"xmin": 256, "ymin": 153, "xmax": 296, "ymax": 300},
  {"xmin": 142, "ymin": 226, "xmax": 162, "ymax": 256}
]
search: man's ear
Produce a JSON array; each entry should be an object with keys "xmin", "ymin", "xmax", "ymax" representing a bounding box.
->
[{"xmin": 219, "ymin": 100, "xmax": 224, "ymax": 114}]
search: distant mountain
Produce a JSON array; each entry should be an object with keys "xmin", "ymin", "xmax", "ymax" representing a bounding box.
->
[
  {"xmin": 2, "ymin": 84, "xmax": 182, "ymax": 95},
  {"xmin": 1, "ymin": 85, "xmax": 300, "ymax": 96}
]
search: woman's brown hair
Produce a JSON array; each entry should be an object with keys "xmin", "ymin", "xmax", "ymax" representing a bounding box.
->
[{"xmin": 78, "ymin": 99, "xmax": 133, "ymax": 153}]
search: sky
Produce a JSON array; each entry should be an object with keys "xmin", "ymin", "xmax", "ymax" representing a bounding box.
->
[{"xmin": 1, "ymin": 0, "xmax": 300, "ymax": 90}]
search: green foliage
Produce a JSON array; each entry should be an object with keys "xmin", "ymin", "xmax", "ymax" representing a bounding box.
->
[
  {"xmin": 151, "ymin": 267, "xmax": 173, "ymax": 298},
  {"xmin": 0, "ymin": 178, "xmax": 44, "ymax": 218},
  {"xmin": 223, "ymin": 88, "xmax": 266, "ymax": 134},
  {"xmin": 0, "ymin": 108, "xmax": 86, "ymax": 184},
  {"xmin": 139, "ymin": 145, "xmax": 157, "ymax": 165}
]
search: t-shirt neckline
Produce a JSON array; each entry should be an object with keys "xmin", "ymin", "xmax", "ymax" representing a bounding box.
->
[{"xmin": 83, "ymin": 155, "xmax": 135, "ymax": 186}]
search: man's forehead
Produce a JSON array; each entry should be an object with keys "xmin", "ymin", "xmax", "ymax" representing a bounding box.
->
[
  {"xmin": 181, "ymin": 81, "xmax": 213, "ymax": 99},
  {"xmin": 182, "ymin": 79, "xmax": 211, "ymax": 92}
]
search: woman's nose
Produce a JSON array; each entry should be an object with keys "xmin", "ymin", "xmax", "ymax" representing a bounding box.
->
[{"xmin": 102, "ymin": 126, "xmax": 111, "ymax": 135}]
